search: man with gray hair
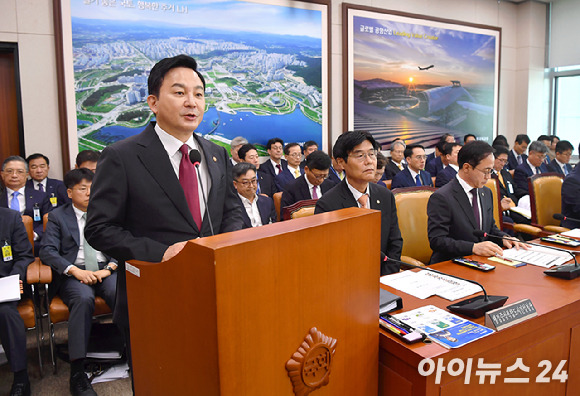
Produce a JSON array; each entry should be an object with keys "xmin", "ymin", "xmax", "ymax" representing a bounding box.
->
[
  {"xmin": 383, "ymin": 139, "xmax": 407, "ymax": 180},
  {"xmin": 230, "ymin": 136, "xmax": 249, "ymax": 166},
  {"xmin": 513, "ymin": 140, "xmax": 550, "ymax": 195}
]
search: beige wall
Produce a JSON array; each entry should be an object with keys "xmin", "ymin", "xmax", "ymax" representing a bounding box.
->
[{"xmin": 0, "ymin": 0, "xmax": 549, "ymax": 178}]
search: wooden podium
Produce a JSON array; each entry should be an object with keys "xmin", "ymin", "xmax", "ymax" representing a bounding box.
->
[{"xmin": 125, "ymin": 208, "xmax": 381, "ymax": 395}]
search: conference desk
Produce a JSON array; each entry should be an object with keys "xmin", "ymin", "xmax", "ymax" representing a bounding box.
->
[{"xmin": 379, "ymin": 246, "xmax": 580, "ymax": 396}]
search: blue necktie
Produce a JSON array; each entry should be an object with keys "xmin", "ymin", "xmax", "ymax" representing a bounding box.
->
[
  {"xmin": 415, "ymin": 174, "xmax": 422, "ymax": 186},
  {"xmin": 10, "ymin": 192, "xmax": 20, "ymax": 212},
  {"xmin": 564, "ymin": 166, "xmax": 568, "ymax": 176},
  {"xmin": 38, "ymin": 183, "xmax": 44, "ymax": 193}
]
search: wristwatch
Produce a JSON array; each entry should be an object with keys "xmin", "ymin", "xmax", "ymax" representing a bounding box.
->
[{"xmin": 105, "ymin": 264, "xmax": 117, "ymax": 273}]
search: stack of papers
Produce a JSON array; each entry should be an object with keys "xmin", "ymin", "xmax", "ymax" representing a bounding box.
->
[
  {"xmin": 0, "ymin": 275, "xmax": 21, "ymax": 303},
  {"xmin": 88, "ymin": 363, "xmax": 130, "ymax": 384},
  {"xmin": 501, "ymin": 245, "xmax": 572, "ymax": 268},
  {"xmin": 381, "ymin": 270, "xmax": 481, "ymax": 301},
  {"xmin": 561, "ymin": 228, "xmax": 580, "ymax": 238}
]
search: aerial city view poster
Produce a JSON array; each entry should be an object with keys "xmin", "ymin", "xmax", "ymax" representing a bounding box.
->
[
  {"xmin": 346, "ymin": 8, "xmax": 500, "ymax": 149},
  {"xmin": 68, "ymin": 0, "xmax": 327, "ymax": 154}
]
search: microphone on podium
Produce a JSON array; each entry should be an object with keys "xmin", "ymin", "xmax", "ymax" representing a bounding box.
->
[
  {"xmin": 472, "ymin": 230, "xmax": 580, "ymax": 280},
  {"xmin": 189, "ymin": 149, "xmax": 214, "ymax": 236},
  {"xmin": 553, "ymin": 213, "xmax": 580, "ymax": 224},
  {"xmin": 382, "ymin": 255, "xmax": 508, "ymax": 318}
]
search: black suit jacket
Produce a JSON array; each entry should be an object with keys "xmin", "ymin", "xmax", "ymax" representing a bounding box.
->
[
  {"xmin": 314, "ymin": 180, "xmax": 403, "ymax": 275},
  {"xmin": 258, "ymin": 158, "xmax": 288, "ymax": 179},
  {"xmin": 391, "ymin": 168, "xmax": 433, "ymax": 189},
  {"xmin": 26, "ymin": 178, "xmax": 70, "ymax": 208},
  {"xmin": 513, "ymin": 162, "xmax": 549, "ymax": 194},
  {"xmin": 85, "ymin": 122, "xmax": 244, "ymax": 326},
  {"xmin": 561, "ymin": 166, "xmax": 580, "ymax": 229},
  {"xmin": 425, "ymin": 156, "xmax": 444, "ymax": 177},
  {"xmin": 0, "ymin": 208, "xmax": 34, "ymax": 280},
  {"xmin": 237, "ymin": 194, "xmax": 277, "ymax": 228},
  {"xmin": 434, "ymin": 165, "xmax": 457, "ymax": 188},
  {"xmin": 427, "ymin": 178, "xmax": 506, "ymax": 264},
  {"xmin": 280, "ymin": 175, "xmax": 335, "ymax": 209},
  {"xmin": 507, "ymin": 150, "xmax": 527, "ymax": 170},
  {"xmin": 327, "ymin": 167, "xmax": 343, "ymax": 185},
  {"xmin": 275, "ymin": 167, "xmax": 304, "ymax": 192},
  {"xmin": 383, "ymin": 159, "xmax": 404, "ymax": 180},
  {"xmin": 256, "ymin": 170, "xmax": 277, "ymax": 197},
  {"xmin": 547, "ymin": 159, "xmax": 573, "ymax": 175},
  {"xmin": 494, "ymin": 169, "xmax": 520, "ymax": 203}
]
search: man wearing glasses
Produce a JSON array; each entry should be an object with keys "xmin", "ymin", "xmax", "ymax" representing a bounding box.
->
[
  {"xmin": 275, "ymin": 143, "xmax": 304, "ymax": 191},
  {"xmin": 281, "ymin": 151, "xmax": 336, "ymax": 213},
  {"xmin": 232, "ymin": 162, "xmax": 276, "ymax": 228},
  {"xmin": 1, "ymin": 156, "xmax": 52, "ymax": 253},
  {"xmin": 315, "ymin": 131, "xmax": 403, "ymax": 275},
  {"xmin": 427, "ymin": 141, "xmax": 527, "ymax": 264},
  {"xmin": 391, "ymin": 144, "xmax": 434, "ymax": 189},
  {"xmin": 513, "ymin": 141, "xmax": 550, "ymax": 195}
]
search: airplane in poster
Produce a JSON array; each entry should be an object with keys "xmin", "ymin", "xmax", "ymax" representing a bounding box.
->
[{"xmin": 418, "ymin": 65, "xmax": 434, "ymax": 70}]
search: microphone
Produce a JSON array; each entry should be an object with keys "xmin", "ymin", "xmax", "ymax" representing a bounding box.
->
[
  {"xmin": 383, "ymin": 256, "xmax": 507, "ymax": 318},
  {"xmin": 473, "ymin": 230, "xmax": 580, "ymax": 280},
  {"xmin": 188, "ymin": 149, "xmax": 214, "ymax": 236},
  {"xmin": 554, "ymin": 213, "xmax": 580, "ymax": 224}
]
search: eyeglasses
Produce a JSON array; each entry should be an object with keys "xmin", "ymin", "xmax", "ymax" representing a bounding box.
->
[
  {"xmin": 349, "ymin": 150, "xmax": 377, "ymax": 162},
  {"xmin": 235, "ymin": 178, "xmax": 258, "ymax": 187},
  {"xmin": 473, "ymin": 166, "xmax": 493, "ymax": 176},
  {"xmin": 310, "ymin": 172, "xmax": 329, "ymax": 180},
  {"xmin": 496, "ymin": 158, "xmax": 508, "ymax": 164},
  {"xmin": 412, "ymin": 155, "xmax": 427, "ymax": 160},
  {"xmin": 73, "ymin": 186, "xmax": 91, "ymax": 193},
  {"xmin": 286, "ymin": 153, "xmax": 302, "ymax": 158},
  {"xmin": 2, "ymin": 169, "xmax": 26, "ymax": 175}
]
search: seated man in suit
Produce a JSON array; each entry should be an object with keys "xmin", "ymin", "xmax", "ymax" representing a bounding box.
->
[
  {"xmin": 299, "ymin": 140, "xmax": 319, "ymax": 168},
  {"xmin": 427, "ymin": 141, "xmax": 527, "ymax": 264},
  {"xmin": 40, "ymin": 169, "xmax": 118, "ymax": 396},
  {"xmin": 315, "ymin": 131, "xmax": 403, "ymax": 275},
  {"xmin": 537, "ymin": 134, "xmax": 554, "ymax": 163},
  {"xmin": 0, "ymin": 208, "xmax": 34, "ymax": 396},
  {"xmin": 238, "ymin": 143, "xmax": 277, "ymax": 197},
  {"xmin": 328, "ymin": 155, "xmax": 345, "ymax": 185},
  {"xmin": 281, "ymin": 150, "xmax": 335, "ymax": 212},
  {"xmin": 383, "ymin": 139, "xmax": 406, "ymax": 180},
  {"xmin": 426, "ymin": 135, "xmax": 455, "ymax": 177},
  {"xmin": 374, "ymin": 152, "xmax": 388, "ymax": 188},
  {"xmin": 275, "ymin": 143, "xmax": 304, "ymax": 191},
  {"xmin": 75, "ymin": 150, "xmax": 101, "ymax": 173},
  {"xmin": 229, "ymin": 136, "xmax": 248, "ymax": 166},
  {"xmin": 25, "ymin": 153, "xmax": 70, "ymax": 209},
  {"xmin": 232, "ymin": 163, "xmax": 276, "ymax": 228},
  {"xmin": 435, "ymin": 142, "xmax": 461, "ymax": 188},
  {"xmin": 513, "ymin": 140, "xmax": 550, "ymax": 194},
  {"xmin": 1, "ymin": 156, "xmax": 52, "ymax": 253},
  {"xmin": 547, "ymin": 140, "xmax": 574, "ymax": 176},
  {"xmin": 507, "ymin": 134, "xmax": 530, "ymax": 170},
  {"xmin": 391, "ymin": 144, "xmax": 433, "ymax": 189},
  {"xmin": 561, "ymin": 148, "xmax": 580, "ymax": 229},
  {"xmin": 259, "ymin": 138, "xmax": 287, "ymax": 179}
]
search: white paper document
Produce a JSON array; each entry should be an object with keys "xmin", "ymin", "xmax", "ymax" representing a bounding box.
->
[
  {"xmin": 381, "ymin": 270, "xmax": 481, "ymax": 301},
  {"xmin": 501, "ymin": 245, "xmax": 571, "ymax": 268},
  {"xmin": 0, "ymin": 275, "xmax": 21, "ymax": 303},
  {"xmin": 89, "ymin": 363, "xmax": 130, "ymax": 384},
  {"xmin": 561, "ymin": 228, "xmax": 580, "ymax": 238}
]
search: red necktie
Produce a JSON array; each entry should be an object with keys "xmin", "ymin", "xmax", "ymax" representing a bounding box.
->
[
  {"xmin": 276, "ymin": 164, "xmax": 282, "ymax": 174},
  {"xmin": 312, "ymin": 185, "xmax": 318, "ymax": 199},
  {"xmin": 179, "ymin": 144, "xmax": 202, "ymax": 230}
]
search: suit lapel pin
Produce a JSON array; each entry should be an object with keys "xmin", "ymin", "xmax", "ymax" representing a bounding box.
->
[{"xmin": 213, "ymin": 156, "xmax": 217, "ymax": 162}]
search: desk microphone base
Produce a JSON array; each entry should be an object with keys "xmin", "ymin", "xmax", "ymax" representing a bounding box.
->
[
  {"xmin": 447, "ymin": 295, "xmax": 508, "ymax": 318},
  {"xmin": 544, "ymin": 264, "xmax": 580, "ymax": 280}
]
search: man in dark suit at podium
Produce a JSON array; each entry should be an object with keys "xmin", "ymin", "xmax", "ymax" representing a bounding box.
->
[
  {"xmin": 85, "ymin": 55, "xmax": 244, "ymax": 376},
  {"xmin": 315, "ymin": 131, "xmax": 403, "ymax": 275},
  {"xmin": 427, "ymin": 141, "xmax": 527, "ymax": 264}
]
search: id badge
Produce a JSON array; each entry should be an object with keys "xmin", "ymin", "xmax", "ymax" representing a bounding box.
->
[
  {"xmin": 2, "ymin": 243, "xmax": 13, "ymax": 262},
  {"xmin": 50, "ymin": 195, "xmax": 58, "ymax": 207},
  {"xmin": 508, "ymin": 182, "xmax": 514, "ymax": 195},
  {"xmin": 33, "ymin": 206, "xmax": 41, "ymax": 221}
]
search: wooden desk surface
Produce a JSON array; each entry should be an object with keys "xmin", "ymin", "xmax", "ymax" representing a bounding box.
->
[{"xmin": 379, "ymin": 242, "xmax": 580, "ymax": 396}]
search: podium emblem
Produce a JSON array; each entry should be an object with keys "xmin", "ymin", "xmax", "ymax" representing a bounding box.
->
[{"xmin": 285, "ymin": 327, "xmax": 337, "ymax": 395}]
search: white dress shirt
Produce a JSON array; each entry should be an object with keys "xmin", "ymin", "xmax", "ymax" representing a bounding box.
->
[
  {"xmin": 238, "ymin": 193, "xmax": 263, "ymax": 227},
  {"xmin": 456, "ymin": 174, "xmax": 482, "ymax": 227},
  {"xmin": 346, "ymin": 178, "xmax": 370, "ymax": 208}
]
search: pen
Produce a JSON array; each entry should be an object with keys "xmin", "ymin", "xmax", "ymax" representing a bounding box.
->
[{"xmin": 379, "ymin": 319, "xmax": 405, "ymax": 335}]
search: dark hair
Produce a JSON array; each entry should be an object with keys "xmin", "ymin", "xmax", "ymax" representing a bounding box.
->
[
  {"xmin": 238, "ymin": 143, "xmax": 257, "ymax": 161},
  {"xmin": 376, "ymin": 151, "xmax": 387, "ymax": 169},
  {"xmin": 266, "ymin": 138, "xmax": 284, "ymax": 150},
  {"xmin": 537, "ymin": 135, "xmax": 551, "ymax": 143},
  {"xmin": 458, "ymin": 141, "xmax": 494, "ymax": 168},
  {"xmin": 303, "ymin": 140, "xmax": 318, "ymax": 150},
  {"xmin": 283, "ymin": 143, "xmax": 301, "ymax": 156},
  {"xmin": 76, "ymin": 150, "xmax": 101, "ymax": 167},
  {"xmin": 26, "ymin": 153, "xmax": 49, "ymax": 166},
  {"xmin": 493, "ymin": 144, "xmax": 510, "ymax": 157},
  {"xmin": 232, "ymin": 162, "xmax": 256, "ymax": 180},
  {"xmin": 436, "ymin": 134, "xmax": 453, "ymax": 152},
  {"xmin": 148, "ymin": 54, "xmax": 205, "ymax": 98},
  {"xmin": 463, "ymin": 134, "xmax": 476, "ymax": 143},
  {"xmin": 551, "ymin": 135, "xmax": 560, "ymax": 144},
  {"xmin": 332, "ymin": 131, "xmax": 378, "ymax": 162},
  {"xmin": 441, "ymin": 142, "xmax": 461, "ymax": 156},
  {"xmin": 404, "ymin": 144, "xmax": 425, "ymax": 160},
  {"xmin": 555, "ymin": 140, "xmax": 574, "ymax": 154},
  {"xmin": 492, "ymin": 135, "xmax": 509, "ymax": 148},
  {"xmin": 2, "ymin": 155, "xmax": 27, "ymax": 171},
  {"xmin": 63, "ymin": 168, "xmax": 94, "ymax": 189},
  {"xmin": 305, "ymin": 150, "xmax": 331, "ymax": 171},
  {"xmin": 515, "ymin": 134, "xmax": 531, "ymax": 145}
]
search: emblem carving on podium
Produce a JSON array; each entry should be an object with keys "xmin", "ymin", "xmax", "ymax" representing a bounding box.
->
[{"xmin": 285, "ymin": 327, "xmax": 337, "ymax": 395}]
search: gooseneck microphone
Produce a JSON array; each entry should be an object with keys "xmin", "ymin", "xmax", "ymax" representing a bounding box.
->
[
  {"xmin": 383, "ymin": 256, "xmax": 508, "ymax": 318},
  {"xmin": 189, "ymin": 149, "xmax": 214, "ymax": 236},
  {"xmin": 473, "ymin": 230, "xmax": 580, "ymax": 280},
  {"xmin": 554, "ymin": 213, "xmax": 580, "ymax": 224}
]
